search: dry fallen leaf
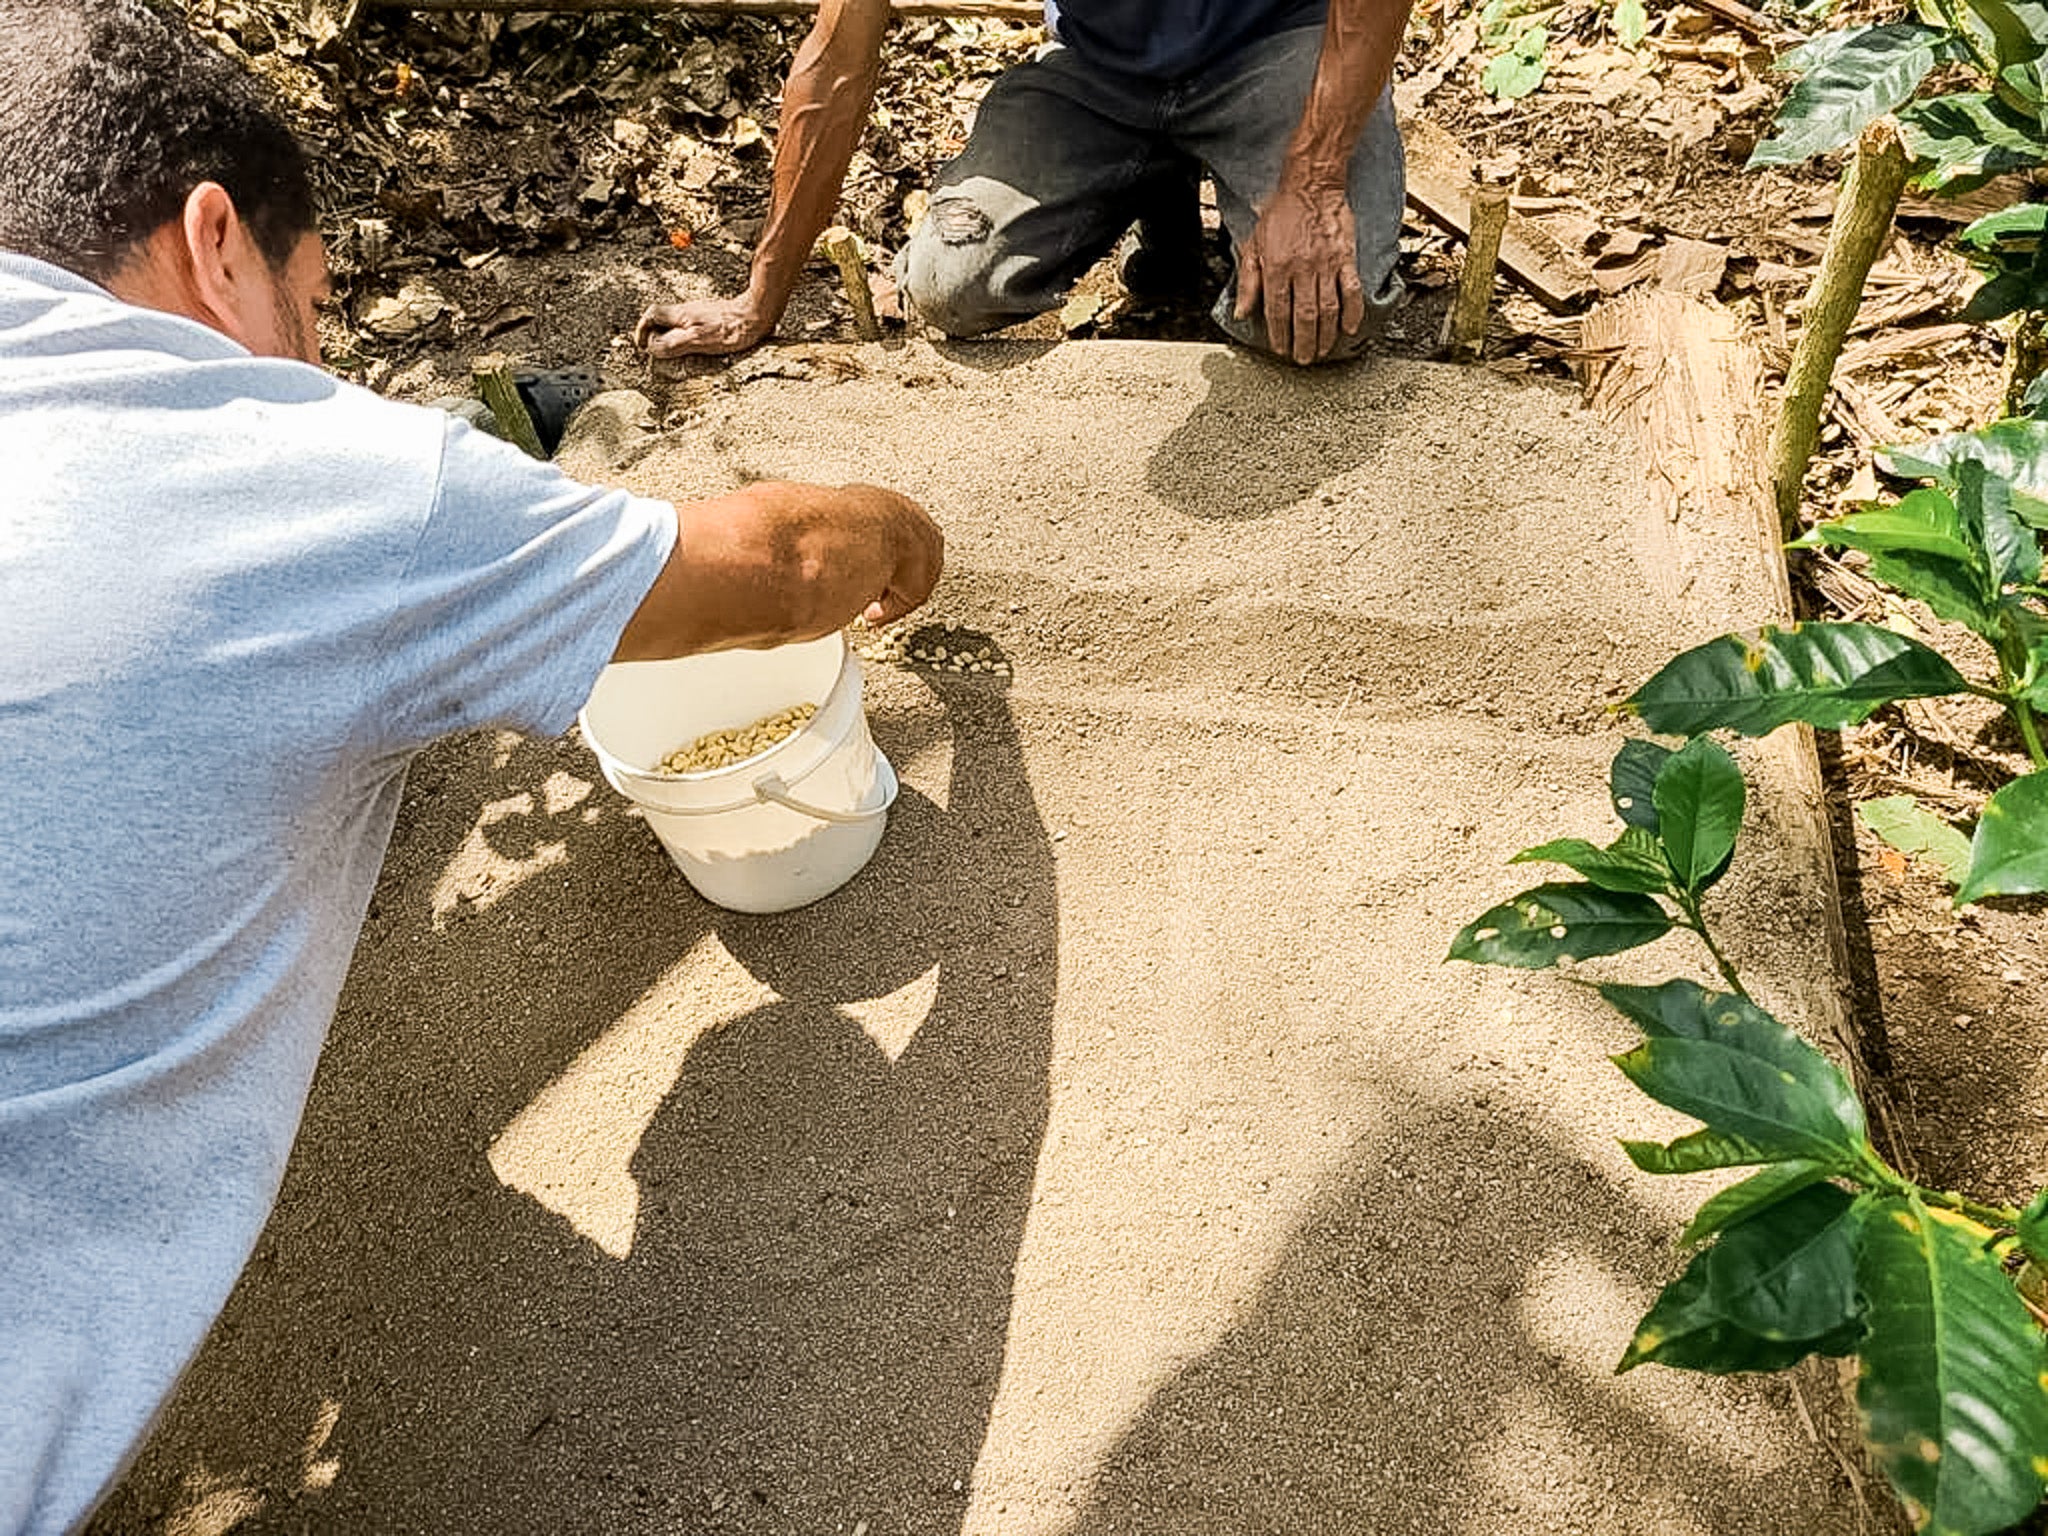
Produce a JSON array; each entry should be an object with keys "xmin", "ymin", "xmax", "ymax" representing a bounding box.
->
[
  {"xmin": 479, "ymin": 304, "xmax": 536, "ymax": 340},
  {"xmin": 360, "ymin": 281, "xmax": 449, "ymax": 339},
  {"xmin": 681, "ymin": 152, "xmax": 721, "ymax": 192}
]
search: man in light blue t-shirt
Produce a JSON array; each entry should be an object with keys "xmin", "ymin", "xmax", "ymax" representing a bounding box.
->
[
  {"xmin": 0, "ymin": 5, "xmax": 943, "ymax": 1533},
  {"xmin": 636, "ymin": 0, "xmax": 1409, "ymax": 368}
]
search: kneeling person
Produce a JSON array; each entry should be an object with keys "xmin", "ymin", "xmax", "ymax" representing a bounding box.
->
[{"xmin": 636, "ymin": 0, "xmax": 1410, "ymax": 368}]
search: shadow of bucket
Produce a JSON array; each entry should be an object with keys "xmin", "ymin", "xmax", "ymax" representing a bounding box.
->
[{"xmin": 579, "ymin": 634, "xmax": 897, "ymax": 913}]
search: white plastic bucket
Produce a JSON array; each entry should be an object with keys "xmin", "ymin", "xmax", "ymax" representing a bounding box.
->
[{"xmin": 578, "ymin": 633, "xmax": 897, "ymax": 913}]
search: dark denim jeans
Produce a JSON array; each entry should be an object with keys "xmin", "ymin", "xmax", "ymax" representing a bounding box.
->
[{"xmin": 897, "ymin": 25, "xmax": 1405, "ymax": 358}]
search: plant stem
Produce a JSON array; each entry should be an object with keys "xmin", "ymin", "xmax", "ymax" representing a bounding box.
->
[
  {"xmin": 2016, "ymin": 696, "xmax": 2048, "ymax": 769},
  {"xmin": 1768, "ymin": 120, "xmax": 1911, "ymax": 537},
  {"xmin": 1869, "ymin": 1168, "xmax": 2022, "ymax": 1228},
  {"xmin": 1961, "ymin": 681, "xmax": 2007, "ymax": 702},
  {"xmin": 1676, "ymin": 895, "xmax": 1754, "ymax": 1002},
  {"xmin": 1991, "ymin": 626, "xmax": 2048, "ymax": 768}
]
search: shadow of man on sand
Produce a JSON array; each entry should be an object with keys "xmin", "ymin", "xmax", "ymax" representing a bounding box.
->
[
  {"xmin": 90, "ymin": 658, "xmax": 1054, "ymax": 1536},
  {"xmin": 1143, "ymin": 350, "xmax": 1415, "ymax": 521}
]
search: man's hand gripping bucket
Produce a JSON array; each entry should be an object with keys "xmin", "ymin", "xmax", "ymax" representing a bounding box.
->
[{"xmin": 579, "ymin": 634, "xmax": 897, "ymax": 913}]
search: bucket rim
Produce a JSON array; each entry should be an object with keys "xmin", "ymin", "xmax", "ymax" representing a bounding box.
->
[{"xmin": 579, "ymin": 633, "xmax": 862, "ymax": 807}]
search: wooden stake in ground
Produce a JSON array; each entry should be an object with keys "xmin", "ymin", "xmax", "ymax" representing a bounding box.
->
[
  {"xmin": 472, "ymin": 354, "xmax": 548, "ymax": 461},
  {"xmin": 1768, "ymin": 117, "xmax": 1911, "ymax": 538},
  {"xmin": 821, "ymin": 226, "xmax": 883, "ymax": 343},
  {"xmin": 1401, "ymin": 115, "xmax": 1593, "ymax": 313},
  {"xmin": 1442, "ymin": 184, "xmax": 1509, "ymax": 361}
]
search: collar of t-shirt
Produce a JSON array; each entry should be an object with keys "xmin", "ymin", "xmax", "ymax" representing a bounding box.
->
[{"xmin": 0, "ymin": 249, "xmax": 250, "ymax": 368}]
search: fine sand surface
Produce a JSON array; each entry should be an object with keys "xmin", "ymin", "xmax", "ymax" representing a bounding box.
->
[{"xmin": 96, "ymin": 341, "xmax": 1880, "ymax": 1536}]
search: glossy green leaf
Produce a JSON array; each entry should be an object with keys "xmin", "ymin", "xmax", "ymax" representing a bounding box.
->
[
  {"xmin": 1620, "ymin": 1246, "xmax": 1862, "ymax": 1373},
  {"xmin": 1599, "ymin": 977, "xmax": 1724, "ymax": 1037},
  {"xmin": 1750, "ymin": 24, "xmax": 1949, "ymax": 166},
  {"xmin": 1958, "ymin": 201, "xmax": 2048, "ymax": 252},
  {"xmin": 1956, "ymin": 771, "xmax": 2048, "ymax": 901},
  {"xmin": 2019, "ymin": 1187, "xmax": 2048, "ymax": 1262},
  {"xmin": 1772, "ymin": 22, "xmax": 1892, "ymax": 73},
  {"xmin": 1612, "ymin": 0, "xmax": 1648, "ymax": 45},
  {"xmin": 1597, "ymin": 978, "xmax": 1796, "ymax": 1047},
  {"xmin": 1854, "ymin": 1193, "xmax": 2048, "ymax": 1535},
  {"xmin": 1611, "ymin": 738, "xmax": 1672, "ymax": 830},
  {"xmin": 1962, "ymin": 212, "xmax": 2041, "ymax": 320},
  {"xmin": 1627, "ymin": 623, "xmax": 1973, "ymax": 736},
  {"xmin": 1884, "ymin": 420, "xmax": 2048, "ymax": 529},
  {"xmin": 1902, "ymin": 90, "xmax": 2048, "ymax": 188},
  {"xmin": 1683, "ymin": 1161, "xmax": 1833, "ymax": 1244},
  {"xmin": 2001, "ymin": 54, "xmax": 2048, "ymax": 102},
  {"xmin": 1800, "ymin": 487, "xmax": 1981, "ymax": 564},
  {"xmin": 1799, "ymin": 486, "xmax": 2003, "ymax": 628},
  {"xmin": 1960, "ymin": 0, "xmax": 2048, "ymax": 69},
  {"xmin": 1987, "ymin": 490, "xmax": 2043, "ymax": 593},
  {"xmin": 1449, "ymin": 882, "xmax": 1673, "ymax": 968},
  {"xmin": 1602, "ymin": 982, "xmax": 1870, "ymax": 1163},
  {"xmin": 1964, "ymin": 269, "xmax": 2048, "ymax": 323},
  {"xmin": 1617, "ymin": 1036, "xmax": 1867, "ymax": 1150},
  {"xmin": 1511, "ymin": 826, "xmax": 1672, "ymax": 893},
  {"xmin": 1706, "ymin": 1182, "xmax": 1863, "ymax": 1340},
  {"xmin": 1859, "ymin": 795, "xmax": 1976, "ymax": 885},
  {"xmin": 1956, "ymin": 458, "xmax": 2043, "ymax": 591},
  {"xmin": 1481, "ymin": 25, "xmax": 1549, "ymax": 97},
  {"xmin": 1623, "ymin": 1126, "xmax": 1779, "ymax": 1174},
  {"xmin": 1867, "ymin": 549, "xmax": 2004, "ymax": 632},
  {"xmin": 1610, "ymin": 996, "xmax": 1871, "ymax": 1166},
  {"xmin": 1957, "ymin": 203, "xmax": 2048, "ymax": 321},
  {"xmin": 1652, "ymin": 736, "xmax": 1747, "ymax": 892}
]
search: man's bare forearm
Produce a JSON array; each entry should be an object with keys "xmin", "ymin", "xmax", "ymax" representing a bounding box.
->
[
  {"xmin": 739, "ymin": 0, "xmax": 891, "ymax": 327},
  {"xmin": 614, "ymin": 480, "xmax": 942, "ymax": 660},
  {"xmin": 1279, "ymin": 0, "xmax": 1412, "ymax": 194}
]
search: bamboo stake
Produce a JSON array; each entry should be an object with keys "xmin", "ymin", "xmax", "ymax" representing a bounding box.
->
[
  {"xmin": 1441, "ymin": 184, "xmax": 1509, "ymax": 362},
  {"xmin": 369, "ymin": 0, "xmax": 1042, "ymax": 15},
  {"xmin": 821, "ymin": 226, "xmax": 882, "ymax": 342},
  {"xmin": 1768, "ymin": 117, "xmax": 1910, "ymax": 539},
  {"xmin": 473, "ymin": 354, "xmax": 549, "ymax": 460}
]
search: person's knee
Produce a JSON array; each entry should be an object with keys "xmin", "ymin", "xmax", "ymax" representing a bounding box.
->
[
  {"xmin": 899, "ymin": 181, "xmax": 1061, "ymax": 337},
  {"xmin": 899, "ymin": 198, "xmax": 1009, "ymax": 337}
]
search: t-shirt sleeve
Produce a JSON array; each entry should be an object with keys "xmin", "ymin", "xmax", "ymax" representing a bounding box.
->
[{"xmin": 362, "ymin": 414, "xmax": 678, "ymax": 752}]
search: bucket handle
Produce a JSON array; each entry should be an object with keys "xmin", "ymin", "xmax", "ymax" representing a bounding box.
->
[{"xmin": 750, "ymin": 759, "xmax": 898, "ymax": 825}]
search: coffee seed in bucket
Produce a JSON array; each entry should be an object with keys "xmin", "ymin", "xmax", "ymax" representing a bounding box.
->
[{"xmin": 656, "ymin": 702, "xmax": 818, "ymax": 775}]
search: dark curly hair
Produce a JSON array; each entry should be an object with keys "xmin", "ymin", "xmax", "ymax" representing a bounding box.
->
[{"xmin": 0, "ymin": 0, "xmax": 316, "ymax": 281}]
